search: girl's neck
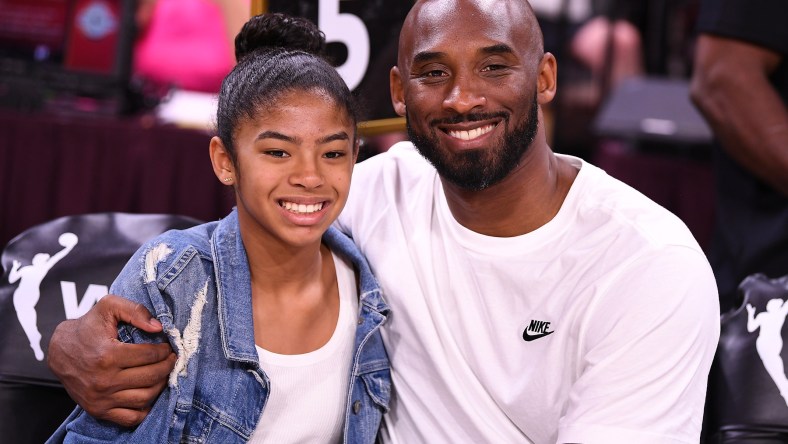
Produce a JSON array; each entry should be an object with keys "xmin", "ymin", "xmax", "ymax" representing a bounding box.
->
[
  {"xmin": 241, "ymin": 231, "xmax": 329, "ymax": 298},
  {"xmin": 239, "ymin": 227, "xmax": 341, "ymax": 355}
]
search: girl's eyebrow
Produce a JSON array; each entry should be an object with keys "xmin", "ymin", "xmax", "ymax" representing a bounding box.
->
[
  {"xmin": 317, "ymin": 132, "xmax": 350, "ymax": 144},
  {"xmin": 255, "ymin": 130, "xmax": 349, "ymax": 145},
  {"xmin": 256, "ymin": 130, "xmax": 297, "ymax": 143}
]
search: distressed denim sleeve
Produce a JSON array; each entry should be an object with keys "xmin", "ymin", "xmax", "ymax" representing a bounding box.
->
[{"xmin": 48, "ymin": 241, "xmax": 182, "ymax": 444}]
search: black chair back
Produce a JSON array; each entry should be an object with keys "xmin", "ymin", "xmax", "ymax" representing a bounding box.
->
[{"xmin": 0, "ymin": 212, "xmax": 201, "ymax": 443}]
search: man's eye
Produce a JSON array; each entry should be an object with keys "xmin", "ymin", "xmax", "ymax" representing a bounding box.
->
[
  {"xmin": 481, "ymin": 64, "xmax": 507, "ymax": 72},
  {"xmin": 423, "ymin": 70, "xmax": 446, "ymax": 78}
]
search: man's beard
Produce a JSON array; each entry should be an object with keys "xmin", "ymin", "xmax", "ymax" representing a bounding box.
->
[{"xmin": 407, "ymin": 94, "xmax": 539, "ymax": 191}]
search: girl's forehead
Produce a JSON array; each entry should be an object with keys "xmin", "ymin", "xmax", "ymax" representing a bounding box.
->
[
  {"xmin": 237, "ymin": 95, "xmax": 354, "ymax": 142},
  {"xmin": 266, "ymin": 89, "xmax": 350, "ymax": 119},
  {"xmin": 261, "ymin": 97, "xmax": 351, "ymax": 126}
]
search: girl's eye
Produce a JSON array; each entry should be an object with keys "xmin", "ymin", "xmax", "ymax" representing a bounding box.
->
[
  {"xmin": 324, "ymin": 151, "xmax": 346, "ymax": 159},
  {"xmin": 265, "ymin": 150, "xmax": 289, "ymax": 158}
]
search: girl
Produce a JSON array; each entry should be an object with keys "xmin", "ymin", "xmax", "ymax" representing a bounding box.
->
[{"xmin": 48, "ymin": 13, "xmax": 390, "ymax": 444}]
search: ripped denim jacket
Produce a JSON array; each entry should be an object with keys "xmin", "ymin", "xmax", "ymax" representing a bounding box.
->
[{"xmin": 48, "ymin": 209, "xmax": 391, "ymax": 444}]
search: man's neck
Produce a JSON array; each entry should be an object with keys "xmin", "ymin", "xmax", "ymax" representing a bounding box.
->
[{"xmin": 441, "ymin": 145, "xmax": 578, "ymax": 237}]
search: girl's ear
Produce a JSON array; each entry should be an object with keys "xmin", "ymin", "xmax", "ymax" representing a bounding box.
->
[
  {"xmin": 352, "ymin": 137, "xmax": 360, "ymax": 164},
  {"xmin": 209, "ymin": 136, "xmax": 235, "ymax": 186}
]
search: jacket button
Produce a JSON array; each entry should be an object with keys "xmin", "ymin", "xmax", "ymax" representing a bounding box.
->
[
  {"xmin": 357, "ymin": 317, "xmax": 363, "ymax": 325},
  {"xmin": 353, "ymin": 400, "xmax": 361, "ymax": 414}
]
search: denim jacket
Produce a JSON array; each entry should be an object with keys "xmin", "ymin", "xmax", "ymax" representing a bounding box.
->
[{"xmin": 48, "ymin": 209, "xmax": 391, "ymax": 444}]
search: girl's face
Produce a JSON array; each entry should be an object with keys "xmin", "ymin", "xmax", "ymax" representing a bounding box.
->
[{"xmin": 211, "ymin": 89, "xmax": 357, "ymax": 251}]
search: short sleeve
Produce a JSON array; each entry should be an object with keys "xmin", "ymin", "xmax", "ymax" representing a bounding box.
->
[
  {"xmin": 557, "ymin": 246, "xmax": 720, "ymax": 444},
  {"xmin": 696, "ymin": 0, "xmax": 788, "ymax": 55}
]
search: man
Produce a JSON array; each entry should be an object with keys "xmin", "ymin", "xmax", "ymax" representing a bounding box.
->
[
  {"xmin": 48, "ymin": 1, "xmax": 719, "ymax": 442},
  {"xmin": 690, "ymin": 0, "xmax": 788, "ymax": 314},
  {"xmin": 690, "ymin": 1, "xmax": 788, "ymax": 441}
]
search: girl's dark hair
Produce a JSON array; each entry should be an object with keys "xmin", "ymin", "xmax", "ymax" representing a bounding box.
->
[
  {"xmin": 217, "ymin": 13, "xmax": 359, "ymax": 167},
  {"xmin": 233, "ymin": 13, "xmax": 326, "ymax": 62}
]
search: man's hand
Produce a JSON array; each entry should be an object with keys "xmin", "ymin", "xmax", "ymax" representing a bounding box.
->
[{"xmin": 47, "ymin": 295, "xmax": 176, "ymax": 427}]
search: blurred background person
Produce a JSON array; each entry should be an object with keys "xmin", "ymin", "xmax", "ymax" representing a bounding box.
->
[
  {"xmin": 133, "ymin": 0, "xmax": 249, "ymax": 94},
  {"xmin": 690, "ymin": 0, "xmax": 788, "ymax": 313},
  {"xmin": 529, "ymin": 0, "xmax": 645, "ymax": 158},
  {"xmin": 530, "ymin": 0, "xmax": 644, "ymax": 101}
]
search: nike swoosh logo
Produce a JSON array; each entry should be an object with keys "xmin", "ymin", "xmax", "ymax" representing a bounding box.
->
[{"xmin": 522, "ymin": 330, "xmax": 554, "ymax": 342}]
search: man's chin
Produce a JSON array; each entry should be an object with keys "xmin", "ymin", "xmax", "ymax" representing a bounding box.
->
[{"xmin": 430, "ymin": 154, "xmax": 498, "ymax": 191}]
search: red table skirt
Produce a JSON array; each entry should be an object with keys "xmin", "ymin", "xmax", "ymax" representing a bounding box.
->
[{"xmin": 0, "ymin": 110, "xmax": 234, "ymax": 247}]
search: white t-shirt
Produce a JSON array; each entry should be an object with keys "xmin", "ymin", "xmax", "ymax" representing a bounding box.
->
[
  {"xmin": 336, "ymin": 142, "xmax": 719, "ymax": 444},
  {"xmin": 248, "ymin": 251, "xmax": 358, "ymax": 444}
]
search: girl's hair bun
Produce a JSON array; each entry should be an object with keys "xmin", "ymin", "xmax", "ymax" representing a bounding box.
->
[{"xmin": 234, "ymin": 12, "xmax": 326, "ymax": 62}]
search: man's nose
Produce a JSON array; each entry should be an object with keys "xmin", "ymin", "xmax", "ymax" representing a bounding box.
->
[{"xmin": 442, "ymin": 75, "xmax": 487, "ymax": 115}]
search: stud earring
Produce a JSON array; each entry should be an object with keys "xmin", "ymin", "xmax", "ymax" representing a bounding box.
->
[{"xmin": 223, "ymin": 177, "xmax": 232, "ymax": 182}]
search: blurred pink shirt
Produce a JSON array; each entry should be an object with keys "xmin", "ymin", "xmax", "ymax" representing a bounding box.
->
[{"xmin": 133, "ymin": 0, "xmax": 237, "ymax": 93}]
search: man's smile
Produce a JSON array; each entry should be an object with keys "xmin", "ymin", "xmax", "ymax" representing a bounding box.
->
[
  {"xmin": 445, "ymin": 123, "xmax": 497, "ymax": 141},
  {"xmin": 432, "ymin": 112, "xmax": 508, "ymax": 145}
]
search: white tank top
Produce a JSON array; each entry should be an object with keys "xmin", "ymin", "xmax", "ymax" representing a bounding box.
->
[{"xmin": 248, "ymin": 251, "xmax": 358, "ymax": 443}]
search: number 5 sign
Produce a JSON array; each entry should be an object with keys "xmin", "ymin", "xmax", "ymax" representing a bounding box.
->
[{"xmin": 318, "ymin": 0, "xmax": 369, "ymax": 90}]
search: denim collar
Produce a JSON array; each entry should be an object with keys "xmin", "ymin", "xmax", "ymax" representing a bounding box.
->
[
  {"xmin": 211, "ymin": 209, "xmax": 258, "ymax": 364},
  {"xmin": 210, "ymin": 209, "xmax": 389, "ymax": 365}
]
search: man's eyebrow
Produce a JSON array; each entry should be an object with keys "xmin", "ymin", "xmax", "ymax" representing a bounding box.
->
[
  {"xmin": 481, "ymin": 44, "xmax": 515, "ymax": 56},
  {"xmin": 412, "ymin": 44, "xmax": 514, "ymax": 65},
  {"xmin": 412, "ymin": 51, "xmax": 445, "ymax": 65}
]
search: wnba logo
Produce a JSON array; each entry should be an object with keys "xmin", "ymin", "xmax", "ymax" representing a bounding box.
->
[
  {"xmin": 7, "ymin": 233, "xmax": 106, "ymax": 361},
  {"xmin": 747, "ymin": 299, "xmax": 788, "ymax": 407}
]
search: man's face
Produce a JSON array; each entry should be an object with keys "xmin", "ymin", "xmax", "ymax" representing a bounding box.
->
[
  {"xmin": 406, "ymin": 93, "xmax": 538, "ymax": 191},
  {"xmin": 392, "ymin": 0, "xmax": 544, "ymax": 191}
]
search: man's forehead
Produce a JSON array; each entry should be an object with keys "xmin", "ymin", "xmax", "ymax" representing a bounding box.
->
[
  {"xmin": 409, "ymin": 0, "xmax": 530, "ymax": 24},
  {"xmin": 413, "ymin": 0, "xmax": 519, "ymax": 12},
  {"xmin": 401, "ymin": 0, "xmax": 535, "ymax": 62}
]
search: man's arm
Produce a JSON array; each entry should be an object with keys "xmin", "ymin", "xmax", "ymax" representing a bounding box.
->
[
  {"xmin": 690, "ymin": 34, "xmax": 788, "ymax": 196},
  {"xmin": 47, "ymin": 295, "xmax": 176, "ymax": 427}
]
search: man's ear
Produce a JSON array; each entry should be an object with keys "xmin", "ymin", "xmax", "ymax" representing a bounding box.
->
[
  {"xmin": 390, "ymin": 66, "xmax": 407, "ymax": 117},
  {"xmin": 209, "ymin": 136, "xmax": 235, "ymax": 186},
  {"xmin": 537, "ymin": 52, "xmax": 558, "ymax": 105}
]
